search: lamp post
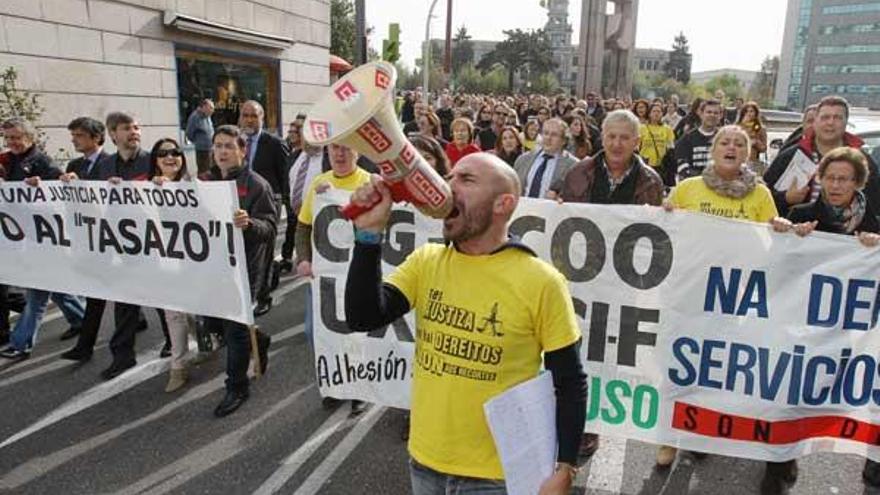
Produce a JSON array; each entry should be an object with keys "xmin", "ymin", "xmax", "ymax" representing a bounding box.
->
[{"xmin": 423, "ymin": 0, "xmax": 441, "ymax": 98}]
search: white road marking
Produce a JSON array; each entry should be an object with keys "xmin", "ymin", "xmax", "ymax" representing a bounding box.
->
[
  {"xmin": 583, "ymin": 435, "xmax": 627, "ymax": 494},
  {"xmin": 117, "ymin": 384, "xmax": 315, "ymax": 495},
  {"xmin": 294, "ymin": 405, "xmax": 387, "ymax": 495},
  {"xmin": 0, "ymin": 341, "xmax": 109, "ymax": 377},
  {"xmin": 253, "ymin": 406, "xmax": 352, "ymax": 495},
  {"xmin": 0, "ymin": 345, "xmax": 170, "ymax": 450}
]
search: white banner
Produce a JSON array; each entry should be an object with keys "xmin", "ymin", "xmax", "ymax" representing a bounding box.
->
[
  {"xmin": 0, "ymin": 181, "xmax": 253, "ymax": 325},
  {"xmin": 312, "ymin": 190, "xmax": 880, "ymax": 462}
]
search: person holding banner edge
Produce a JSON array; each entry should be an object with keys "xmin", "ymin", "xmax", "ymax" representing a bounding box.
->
[
  {"xmin": 769, "ymin": 146, "xmax": 880, "ymax": 494},
  {"xmin": 203, "ymin": 124, "xmax": 275, "ymax": 417},
  {"xmin": 663, "ymin": 125, "xmax": 779, "ymax": 469},
  {"xmin": 295, "ymin": 142, "xmax": 371, "ymax": 416},
  {"xmin": 344, "ymin": 153, "xmax": 587, "ymax": 494}
]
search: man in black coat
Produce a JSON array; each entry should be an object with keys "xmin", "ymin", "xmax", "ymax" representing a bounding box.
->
[{"xmin": 239, "ymin": 101, "xmax": 289, "ymax": 316}]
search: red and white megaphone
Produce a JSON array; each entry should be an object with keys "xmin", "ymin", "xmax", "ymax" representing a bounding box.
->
[{"xmin": 303, "ymin": 62, "xmax": 452, "ymax": 220}]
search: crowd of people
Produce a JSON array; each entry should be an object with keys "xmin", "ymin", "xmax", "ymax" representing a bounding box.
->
[{"xmin": 0, "ymin": 82, "xmax": 878, "ymax": 494}]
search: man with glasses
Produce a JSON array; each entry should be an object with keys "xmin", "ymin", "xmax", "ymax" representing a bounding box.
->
[
  {"xmin": 764, "ymin": 95, "xmax": 880, "ymax": 218},
  {"xmin": 514, "ymin": 118, "xmax": 577, "ymax": 198}
]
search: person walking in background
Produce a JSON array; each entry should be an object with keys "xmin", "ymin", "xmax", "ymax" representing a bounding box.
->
[{"xmin": 184, "ymin": 99, "xmax": 214, "ymax": 174}]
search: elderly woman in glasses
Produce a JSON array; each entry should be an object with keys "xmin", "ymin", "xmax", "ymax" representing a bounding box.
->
[{"xmin": 767, "ymin": 146, "xmax": 880, "ymax": 493}]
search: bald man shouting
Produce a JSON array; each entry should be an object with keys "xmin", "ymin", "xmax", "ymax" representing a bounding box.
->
[{"xmin": 345, "ymin": 153, "xmax": 587, "ymax": 495}]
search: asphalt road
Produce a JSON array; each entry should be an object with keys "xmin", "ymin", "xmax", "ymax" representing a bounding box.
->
[{"xmin": 1, "ymin": 239, "xmax": 879, "ymax": 494}]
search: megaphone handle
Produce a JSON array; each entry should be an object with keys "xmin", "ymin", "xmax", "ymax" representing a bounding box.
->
[
  {"xmin": 339, "ymin": 181, "xmax": 412, "ymax": 220},
  {"xmin": 340, "ymin": 197, "xmax": 378, "ymax": 220}
]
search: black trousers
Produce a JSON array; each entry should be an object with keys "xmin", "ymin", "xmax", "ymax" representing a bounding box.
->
[
  {"xmin": 0, "ymin": 285, "xmax": 25, "ymax": 334},
  {"xmin": 281, "ymin": 201, "xmax": 296, "ymax": 261},
  {"xmin": 72, "ymin": 297, "xmax": 108, "ymax": 351},
  {"xmin": 256, "ymin": 197, "xmax": 282, "ymax": 303},
  {"xmin": 205, "ymin": 317, "xmax": 252, "ymax": 392},
  {"xmin": 107, "ymin": 303, "xmax": 170, "ymax": 363}
]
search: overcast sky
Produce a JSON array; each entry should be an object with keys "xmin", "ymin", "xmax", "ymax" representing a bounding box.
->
[{"xmin": 365, "ymin": 0, "xmax": 789, "ymax": 73}]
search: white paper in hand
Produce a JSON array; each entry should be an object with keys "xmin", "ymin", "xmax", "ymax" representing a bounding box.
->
[
  {"xmin": 484, "ymin": 372, "xmax": 557, "ymax": 495},
  {"xmin": 774, "ymin": 149, "xmax": 817, "ymax": 192}
]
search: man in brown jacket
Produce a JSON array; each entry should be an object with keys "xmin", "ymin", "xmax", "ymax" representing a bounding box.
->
[
  {"xmin": 551, "ymin": 109, "xmax": 663, "ymax": 461},
  {"xmin": 553, "ymin": 109, "xmax": 663, "ymax": 206}
]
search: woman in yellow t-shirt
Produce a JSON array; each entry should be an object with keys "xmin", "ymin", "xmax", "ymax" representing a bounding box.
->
[
  {"xmin": 666, "ymin": 125, "xmax": 778, "ymax": 223},
  {"xmin": 638, "ymin": 102, "xmax": 675, "ymax": 169},
  {"xmin": 657, "ymin": 125, "xmax": 778, "ymax": 468}
]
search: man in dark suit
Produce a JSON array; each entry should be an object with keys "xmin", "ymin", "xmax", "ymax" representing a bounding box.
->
[
  {"xmin": 59, "ymin": 117, "xmax": 112, "ymax": 345},
  {"xmin": 239, "ymin": 101, "xmax": 287, "ymax": 316}
]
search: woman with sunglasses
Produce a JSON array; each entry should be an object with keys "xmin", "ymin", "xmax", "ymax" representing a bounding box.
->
[{"xmin": 149, "ymin": 138, "xmax": 198, "ymax": 392}]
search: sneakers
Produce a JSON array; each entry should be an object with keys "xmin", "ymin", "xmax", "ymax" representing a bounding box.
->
[
  {"xmin": 165, "ymin": 368, "xmax": 187, "ymax": 393},
  {"xmin": 656, "ymin": 446, "xmax": 677, "ymax": 467},
  {"xmin": 0, "ymin": 345, "xmax": 30, "ymax": 361}
]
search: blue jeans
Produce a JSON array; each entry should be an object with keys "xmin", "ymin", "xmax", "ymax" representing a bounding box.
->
[
  {"xmin": 410, "ymin": 459, "xmax": 507, "ymax": 495},
  {"xmin": 10, "ymin": 290, "xmax": 85, "ymax": 351}
]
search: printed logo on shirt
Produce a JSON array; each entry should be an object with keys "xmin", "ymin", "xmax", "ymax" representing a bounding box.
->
[
  {"xmin": 415, "ymin": 289, "xmax": 505, "ymax": 382},
  {"xmin": 699, "ymin": 201, "xmax": 749, "ymax": 220}
]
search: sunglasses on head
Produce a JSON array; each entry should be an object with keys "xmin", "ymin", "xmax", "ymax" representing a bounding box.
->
[{"xmin": 156, "ymin": 149, "xmax": 183, "ymax": 158}]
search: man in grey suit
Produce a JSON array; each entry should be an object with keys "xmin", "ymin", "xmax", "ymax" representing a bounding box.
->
[{"xmin": 513, "ymin": 118, "xmax": 578, "ymax": 198}]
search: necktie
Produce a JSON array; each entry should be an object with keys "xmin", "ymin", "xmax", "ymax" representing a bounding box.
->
[
  {"xmin": 528, "ymin": 154, "xmax": 553, "ymax": 198},
  {"xmin": 83, "ymin": 158, "xmax": 93, "ymax": 177},
  {"xmin": 290, "ymin": 155, "xmax": 312, "ymax": 214},
  {"xmin": 245, "ymin": 134, "xmax": 256, "ymax": 169}
]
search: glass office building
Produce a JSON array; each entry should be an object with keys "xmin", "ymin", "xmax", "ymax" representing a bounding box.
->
[{"xmin": 776, "ymin": 0, "xmax": 880, "ymax": 109}]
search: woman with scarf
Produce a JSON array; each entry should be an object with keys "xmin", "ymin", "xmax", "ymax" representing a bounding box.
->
[
  {"xmin": 661, "ymin": 125, "xmax": 778, "ymax": 467},
  {"xmin": 766, "ymin": 146, "xmax": 880, "ymax": 493}
]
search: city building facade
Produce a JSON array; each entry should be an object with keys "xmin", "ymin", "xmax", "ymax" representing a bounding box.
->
[
  {"xmin": 776, "ymin": 0, "xmax": 880, "ymax": 109},
  {"xmin": 0, "ymin": 0, "xmax": 330, "ymax": 157}
]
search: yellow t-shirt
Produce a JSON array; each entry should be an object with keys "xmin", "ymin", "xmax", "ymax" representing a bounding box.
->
[
  {"xmin": 387, "ymin": 243, "xmax": 581, "ymax": 479},
  {"xmin": 639, "ymin": 123, "xmax": 675, "ymax": 167},
  {"xmin": 297, "ymin": 167, "xmax": 372, "ymax": 225},
  {"xmin": 668, "ymin": 176, "xmax": 779, "ymax": 223}
]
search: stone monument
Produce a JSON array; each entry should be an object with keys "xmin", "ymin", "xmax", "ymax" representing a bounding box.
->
[{"xmin": 575, "ymin": 0, "xmax": 639, "ymax": 98}]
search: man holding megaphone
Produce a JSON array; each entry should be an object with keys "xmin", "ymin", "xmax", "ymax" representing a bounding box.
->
[
  {"xmin": 343, "ymin": 152, "xmax": 587, "ymax": 494},
  {"xmin": 304, "ymin": 62, "xmax": 587, "ymax": 494}
]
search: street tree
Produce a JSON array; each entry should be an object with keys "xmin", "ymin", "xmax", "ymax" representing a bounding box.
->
[
  {"xmin": 749, "ymin": 55, "xmax": 779, "ymax": 107},
  {"xmin": 705, "ymin": 74, "xmax": 744, "ymax": 100},
  {"xmin": 330, "ymin": 0, "xmax": 355, "ymax": 62},
  {"xmin": 665, "ymin": 32, "xmax": 692, "ymax": 84},
  {"xmin": 452, "ymin": 26, "xmax": 474, "ymax": 76},
  {"xmin": 477, "ymin": 29, "xmax": 555, "ymax": 91},
  {"xmin": 0, "ymin": 67, "xmax": 45, "ymax": 147}
]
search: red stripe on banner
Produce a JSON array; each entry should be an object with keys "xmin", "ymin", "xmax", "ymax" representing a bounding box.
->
[{"xmin": 671, "ymin": 402, "xmax": 880, "ymax": 445}]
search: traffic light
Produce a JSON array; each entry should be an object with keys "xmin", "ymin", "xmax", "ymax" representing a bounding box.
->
[{"xmin": 383, "ymin": 23, "xmax": 400, "ymax": 63}]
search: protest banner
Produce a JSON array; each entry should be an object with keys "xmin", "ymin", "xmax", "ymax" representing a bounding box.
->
[
  {"xmin": 0, "ymin": 181, "xmax": 253, "ymax": 324},
  {"xmin": 312, "ymin": 189, "xmax": 880, "ymax": 462}
]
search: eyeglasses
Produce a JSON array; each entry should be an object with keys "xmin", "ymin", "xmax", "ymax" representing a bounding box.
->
[
  {"xmin": 156, "ymin": 149, "xmax": 183, "ymax": 158},
  {"xmin": 822, "ymin": 175, "xmax": 855, "ymax": 184}
]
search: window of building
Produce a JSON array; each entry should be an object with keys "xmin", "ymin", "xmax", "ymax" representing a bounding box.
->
[
  {"xmin": 175, "ymin": 48, "xmax": 280, "ymax": 131},
  {"xmin": 639, "ymin": 60, "xmax": 645, "ymax": 70},
  {"xmin": 812, "ymin": 84, "xmax": 880, "ymax": 94},
  {"xmin": 820, "ymin": 22, "xmax": 880, "ymax": 35},
  {"xmin": 814, "ymin": 64, "xmax": 880, "ymax": 73},
  {"xmin": 822, "ymin": 3, "xmax": 880, "ymax": 15},
  {"xmin": 817, "ymin": 44, "xmax": 880, "ymax": 54}
]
